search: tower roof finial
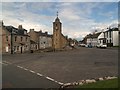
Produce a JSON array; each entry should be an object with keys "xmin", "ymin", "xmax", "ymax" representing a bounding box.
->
[
  {"xmin": 55, "ymin": 11, "xmax": 60, "ymax": 22},
  {"xmin": 57, "ymin": 11, "xmax": 58, "ymax": 17}
]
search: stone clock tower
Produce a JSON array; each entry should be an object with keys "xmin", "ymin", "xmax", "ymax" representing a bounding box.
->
[
  {"xmin": 53, "ymin": 12, "xmax": 62, "ymax": 49},
  {"xmin": 53, "ymin": 12, "xmax": 68, "ymax": 50}
]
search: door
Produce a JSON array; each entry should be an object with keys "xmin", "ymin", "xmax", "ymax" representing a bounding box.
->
[
  {"xmin": 21, "ymin": 46, "xmax": 22, "ymax": 53},
  {"xmin": 6, "ymin": 46, "xmax": 8, "ymax": 52}
]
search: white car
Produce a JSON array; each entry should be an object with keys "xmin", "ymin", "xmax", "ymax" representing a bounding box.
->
[{"xmin": 97, "ymin": 44, "xmax": 107, "ymax": 48}]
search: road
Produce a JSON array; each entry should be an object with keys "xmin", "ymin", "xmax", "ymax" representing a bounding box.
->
[
  {"xmin": 2, "ymin": 47, "xmax": 118, "ymax": 88},
  {"xmin": 2, "ymin": 62, "xmax": 61, "ymax": 88}
]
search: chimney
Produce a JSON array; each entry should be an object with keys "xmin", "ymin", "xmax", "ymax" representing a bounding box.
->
[
  {"xmin": 45, "ymin": 32, "xmax": 48, "ymax": 35},
  {"xmin": 18, "ymin": 25, "xmax": 23, "ymax": 30},
  {"xmin": 39, "ymin": 30, "xmax": 42, "ymax": 34},
  {"xmin": 30, "ymin": 29, "xmax": 34, "ymax": 32}
]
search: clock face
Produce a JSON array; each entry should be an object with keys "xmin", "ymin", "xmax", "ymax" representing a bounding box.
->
[{"xmin": 55, "ymin": 26, "xmax": 58, "ymax": 29}]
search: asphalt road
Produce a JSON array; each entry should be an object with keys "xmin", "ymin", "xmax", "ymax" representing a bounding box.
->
[
  {"xmin": 2, "ymin": 47, "xmax": 118, "ymax": 88},
  {"xmin": 2, "ymin": 63, "xmax": 61, "ymax": 88}
]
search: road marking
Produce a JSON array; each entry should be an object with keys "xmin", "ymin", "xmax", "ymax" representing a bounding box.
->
[
  {"xmin": 58, "ymin": 82, "xmax": 64, "ymax": 85},
  {"xmin": 2, "ymin": 61, "xmax": 64, "ymax": 85},
  {"xmin": 17, "ymin": 66, "xmax": 24, "ymax": 69},
  {"xmin": 0, "ymin": 62, "xmax": 8, "ymax": 65},
  {"xmin": 45, "ymin": 76, "xmax": 63, "ymax": 85},
  {"xmin": 29, "ymin": 70, "xmax": 35, "ymax": 73},
  {"xmin": 15, "ymin": 65, "xmax": 64, "ymax": 85},
  {"xmin": 3, "ymin": 61, "xmax": 12, "ymax": 64},
  {"xmin": 23, "ymin": 68, "xmax": 28, "ymax": 71},
  {"xmin": 46, "ymin": 76, "xmax": 55, "ymax": 81},
  {"xmin": 36, "ymin": 73, "xmax": 43, "ymax": 76}
]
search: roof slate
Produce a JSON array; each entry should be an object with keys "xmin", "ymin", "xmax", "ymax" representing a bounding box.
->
[{"xmin": 5, "ymin": 25, "xmax": 29, "ymax": 36}]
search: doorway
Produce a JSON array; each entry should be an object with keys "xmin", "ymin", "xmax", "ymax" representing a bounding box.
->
[{"xmin": 21, "ymin": 46, "xmax": 22, "ymax": 53}]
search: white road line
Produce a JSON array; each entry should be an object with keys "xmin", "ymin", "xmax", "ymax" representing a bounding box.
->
[
  {"xmin": 46, "ymin": 76, "xmax": 55, "ymax": 81},
  {"xmin": 58, "ymin": 82, "xmax": 64, "ymax": 85},
  {"xmin": 54, "ymin": 80, "xmax": 59, "ymax": 83},
  {"xmin": 29, "ymin": 70, "xmax": 36, "ymax": 73},
  {"xmin": 23, "ymin": 68, "xmax": 28, "ymax": 71},
  {"xmin": 36, "ymin": 73, "xmax": 43, "ymax": 76},
  {"xmin": 3, "ymin": 61, "xmax": 12, "ymax": 64},
  {"xmin": 45, "ymin": 76, "xmax": 63, "ymax": 85},
  {"xmin": 16, "ymin": 65, "xmax": 64, "ymax": 85},
  {"xmin": 0, "ymin": 62, "xmax": 8, "ymax": 65},
  {"xmin": 17, "ymin": 66, "xmax": 24, "ymax": 69}
]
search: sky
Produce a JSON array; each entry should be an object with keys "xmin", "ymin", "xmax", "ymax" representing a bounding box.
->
[{"xmin": 1, "ymin": 1, "xmax": 119, "ymax": 40}]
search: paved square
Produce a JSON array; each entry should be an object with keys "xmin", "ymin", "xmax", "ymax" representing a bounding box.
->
[{"xmin": 3, "ymin": 47, "xmax": 118, "ymax": 84}]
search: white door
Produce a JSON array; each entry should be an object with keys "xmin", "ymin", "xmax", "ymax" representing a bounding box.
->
[{"xmin": 6, "ymin": 46, "xmax": 8, "ymax": 52}]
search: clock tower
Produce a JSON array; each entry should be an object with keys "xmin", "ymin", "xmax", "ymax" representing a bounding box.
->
[{"xmin": 53, "ymin": 12, "xmax": 62, "ymax": 49}]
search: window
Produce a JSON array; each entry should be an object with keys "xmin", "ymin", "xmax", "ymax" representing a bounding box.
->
[
  {"xmin": 14, "ymin": 46, "xmax": 16, "ymax": 51},
  {"xmin": 107, "ymin": 32, "xmax": 108, "ymax": 38},
  {"xmin": 26, "ymin": 45, "xmax": 27, "ymax": 50},
  {"xmin": 26, "ymin": 37, "xmax": 27, "ymax": 41},
  {"xmin": 109, "ymin": 31, "xmax": 111, "ymax": 38},
  {"xmin": 36, "ymin": 45, "xmax": 37, "ymax": 49},
  {"xmin": 15, "ymin": 36, "xmax": 17, "ymax": 41},
  {"xmin": 6, "ymin": 36, "xmax": 8, "ymax": 41},
  {"xmin": 21, "ymin": 37, "xmax": 23, "ymax": 41},
  {"xmin": 17, "ymin": 46, "xmax": 19, "ymax": 51}
]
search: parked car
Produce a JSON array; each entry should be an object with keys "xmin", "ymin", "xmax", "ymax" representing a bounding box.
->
[
  {"xmin": 85, "ymin": 44, "xmax": 92, "ymax": 48},
  {"xmin": 78, "ymin": 44, "xmax": 86, "ymax": 47},
  {"xmin": 96, "ymin": 44, "xmax": 107, "ymax": 49}
]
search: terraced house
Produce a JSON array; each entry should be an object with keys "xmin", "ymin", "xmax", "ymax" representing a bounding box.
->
[
  {"xmin": 98, "ymin": 27, "xmax": 119, "ymax": 47},
  {"xmin": 1, "ymin": 22, "xmax": 30, "ymax": 54},
  {"xmin": 39, "ymin": 31, "xmax": 52, "ymax": 49},
  {"xmin": 28, "ymin": 29, "xmax": 52, "ymax": 51}
]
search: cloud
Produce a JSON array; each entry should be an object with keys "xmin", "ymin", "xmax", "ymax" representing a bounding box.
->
[
  {"xmin": 2, "ymin": 2, "xmax": 54, "ymax": 33},
  {"xmin": 2, "ymin": 2, "xmax": 118, "ymax": 41},
  {"xmin": 2, "ymin": 0, "xmax": 119, "ymax": 2}
]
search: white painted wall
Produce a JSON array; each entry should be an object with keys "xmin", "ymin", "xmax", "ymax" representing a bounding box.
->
[
  {"xmin": 39, "ymin": 36, "xmax": 52, "ymax": 49},
  {"xmin": 98, "ymin": 32, "xmax": 104, "ymax": 44},
  {"xmin": 113, "ymin": 31, "xmax": 119, "ymax": 46},
  {"xmin": 87, "ymin": 38, "xmax": 98, "ymax": 47}
]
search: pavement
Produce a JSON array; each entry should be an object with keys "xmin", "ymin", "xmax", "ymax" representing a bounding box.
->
[{"xmin": 2, "ymin": 47, "xmax": 118, "ymax": 88}]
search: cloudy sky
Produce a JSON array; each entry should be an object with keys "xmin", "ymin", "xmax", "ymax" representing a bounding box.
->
[{"xmin": 1, "ymin": 1, "xmax": 118, "ymax": 40}]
